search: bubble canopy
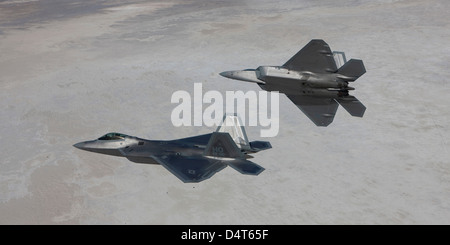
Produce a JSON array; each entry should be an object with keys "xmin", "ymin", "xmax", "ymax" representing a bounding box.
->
[{"xmin": 98, "ymin": 132, "xmax": 129, "ymax": 141}]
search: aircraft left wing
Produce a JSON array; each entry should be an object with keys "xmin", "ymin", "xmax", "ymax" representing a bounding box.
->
[
  {"xmin": 286, "ymin": 95, "xmax": 339, "ymax": 127},
  {"xmin": 283, "ymin": 39, "xmax": 337, "ymax": 73},
  {"xmin": 151, "ymin": 155, "xmax": 227, "ymax": 183}
]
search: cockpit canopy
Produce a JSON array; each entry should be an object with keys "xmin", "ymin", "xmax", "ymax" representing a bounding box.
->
[{"xmin": 98, "ymin": 132, "xmax": 129, "ymax": 141}]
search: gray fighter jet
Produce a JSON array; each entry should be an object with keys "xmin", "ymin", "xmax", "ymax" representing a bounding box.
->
[
  {"xmin": 220, "ymin": 39, "xmax": 366, "ymax": 126},
  {"xmin": 73, "ymin": 115, "xmax": 271, "ymax": 183}
]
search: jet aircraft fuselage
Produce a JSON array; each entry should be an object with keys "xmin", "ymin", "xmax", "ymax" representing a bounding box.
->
[
  {"xmin": 221, "ymin": 66, "xmax": 355, "ymax": 97},
  {"xmin": 74, "ymin": 132, "xmax": 212, "ymax": 165}
]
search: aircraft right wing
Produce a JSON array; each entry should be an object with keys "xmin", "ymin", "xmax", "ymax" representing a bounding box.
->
[
  {"xmin": 151, "ymin": 154, "xmax": 227, "ymax": 183},
  {"xmin": 283, "ymin": 39, "xmax": 338, "ymax": 73},
  {"xmin": 286, "ymin": 95, "xmax": 339, "ymax": 127},
  {"xmin": 174, "ymin": 133, "xmax": 212, "ymax": 146}
]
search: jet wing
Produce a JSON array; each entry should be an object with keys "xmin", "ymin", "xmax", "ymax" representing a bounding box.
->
[
  {"xmin": 283, "ymin": 39, "xmax": 338, "ymax": 73},
  {"xmin": 151, "ymin": 155, "xmax": 227, "ymax": 183},
  {"xmin": 173, "ymin": 133, "xmax": 212, "ymax": 146},
  {"xmin": 286, "ymin": 95, "xmax": 339, "ymax": 127}
]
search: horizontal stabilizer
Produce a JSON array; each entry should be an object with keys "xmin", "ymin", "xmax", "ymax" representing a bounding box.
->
[
  {"xmin": 227, "ymin": 159, "xmax": 265, "ymax": 175},
  {"xmin": 337, "ymin": 59, "xmax": 366, "ymax": 80},
  {"xmin": 249, "ymin": 141, "xmax": 272, "ymax": 152},
  {"xmin": 335, "ymin": 96, "xmax": 366, "ymax": 117}
]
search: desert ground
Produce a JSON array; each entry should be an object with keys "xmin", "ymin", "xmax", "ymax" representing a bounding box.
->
[{"xmin": 0, "ymin": 0, "xmax": 449, "ymax": 224}]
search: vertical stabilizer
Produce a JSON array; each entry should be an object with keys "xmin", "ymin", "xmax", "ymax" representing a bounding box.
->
[
  {"xmin": 333, "ymin": 51, "xmax": 347, "ymax": 68},
  {"xmin": 203, "ymin": 132, "xmax": 265, "ymax": 175},
  {"xmin": 216, "ymin": 114, "xmax": 251, "ymax": 151},
  {"xmin": 203, "ymin": 132, "xmax": 245, "ymax": 159}
]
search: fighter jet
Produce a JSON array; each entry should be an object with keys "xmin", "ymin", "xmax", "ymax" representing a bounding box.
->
[
  {"xmin": 220, "ymin": 39, "xmax": 366, "ymax": 126},
  {"xmin": 73, "ymin": 115, "xmax": 271, "ymax": 183}
]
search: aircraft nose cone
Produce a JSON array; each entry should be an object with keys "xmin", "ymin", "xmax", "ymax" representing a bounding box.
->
[
  {"xmin": 219, "ymin": 71, "xmax": 233, "ymax": 78},
  {"xmin": 73, "ymin": 142, "xmax": 85, "ymax": 150}
]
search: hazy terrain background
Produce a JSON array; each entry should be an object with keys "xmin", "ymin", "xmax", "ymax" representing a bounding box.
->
[{"xmin": 0, "ymin": 0, "xmax": 449, "ymax": 224}]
